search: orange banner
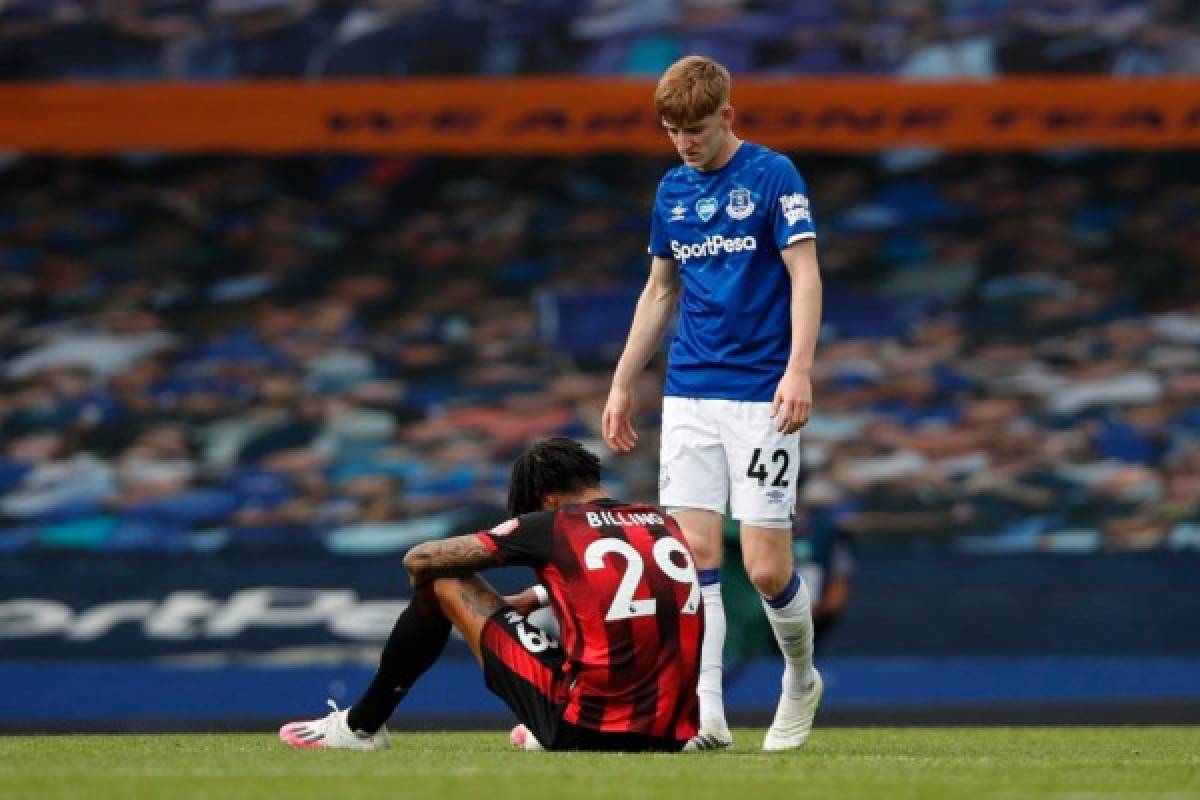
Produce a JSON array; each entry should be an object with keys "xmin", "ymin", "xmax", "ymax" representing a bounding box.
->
[{"xmin": 1, "ymin": 78, "xmax": 1198, "ymax": 154}]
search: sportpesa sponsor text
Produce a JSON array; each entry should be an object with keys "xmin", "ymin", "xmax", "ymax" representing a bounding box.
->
[
  {"xmin": 670, "ymin": 235, "xmax": 758, "ymax": 265},
  {"xmin": 0, "ymin": 588, "xmax": 407, "ymax": 642}
]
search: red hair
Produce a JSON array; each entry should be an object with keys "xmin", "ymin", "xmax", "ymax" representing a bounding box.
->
[{"xmin": 654, "ymin": 56, "xmax": 731, "ymax": 126}]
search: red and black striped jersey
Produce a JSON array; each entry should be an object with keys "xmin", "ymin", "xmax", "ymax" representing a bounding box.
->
[{"xmin": 477, "ymin": 498, "xmax": 702, "ymax": 742}]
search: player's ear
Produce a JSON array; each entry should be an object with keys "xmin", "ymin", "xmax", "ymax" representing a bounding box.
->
[
  {"xmin": 540, "ymin": 493, "xmax": 562, "ymax": 512},
  {"xmin": 720, "ymin": 104, "xmax": 734, "ymax": 126}
]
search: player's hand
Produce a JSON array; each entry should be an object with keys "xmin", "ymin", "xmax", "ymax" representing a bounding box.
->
[
  {"xmin": 602, "ymin": 384, "xmax": 639, "ymax": 452},
  {"xmin": 503, "ymin": 590, "xmax": 542, "ymax": 616},
  {"xmin": 771, "ymin": 370, "xmax": 812, "ymax": 434}
]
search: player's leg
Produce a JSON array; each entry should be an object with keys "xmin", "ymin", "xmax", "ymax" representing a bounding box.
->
[
  {"xmin": 724, "ymin": 401, "xmax": 821, "ymax": 751},
  {"xmin": 671, "ymin": 508, "xmax": 730, "ymax": 746},
  {"xmin": 458, "ymin": 580, "xmax": 567, "ymax": 751},
  {"xmin": 739, "ymin": 523, "xmax": 821, "ymax": 751},
  {"xmin": 280, "ymin": 581, "xmax": 453, "ymax": 750},
  {"xmin": 343, "ymin": 580, "xmax": 464, "ymax": 735},
  {"xmin": 409, "ymin": 576, "xmax": 559, "ymax": 751},
  {"xmin": 281, "ymin": 575, "xmax": 507, "ymax": 750},
  {"xmin": 742, "ymin": 524, "xmax": 822, "ymax": 751},
  {"xmin": 659, "ymin": 396, "xmax": 733, "ymax": 747}
]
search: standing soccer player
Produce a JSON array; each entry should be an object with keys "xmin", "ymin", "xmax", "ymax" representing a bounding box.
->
[
  {"xmin": 279, "ymin": 437, "xmax": 704, "ymax": 752},
  {"xmin": 602, "ymin": 55, "xmax": 823, "ymax": 750}
]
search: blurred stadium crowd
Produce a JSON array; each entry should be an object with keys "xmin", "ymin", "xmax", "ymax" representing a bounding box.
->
[
  {"xmin": 2, "ymin": 152, "xmax": 1199, "ymax": 557},
  {"xmin": 2, "ymin": 0, "xmax": 1199, "ymax": 81}
]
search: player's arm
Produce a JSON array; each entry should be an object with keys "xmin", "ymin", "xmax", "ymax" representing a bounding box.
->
[
  {"xmin": 406, "ymin": 512, "xmax": 555, "ymax": 589},
  {"xmin": 773, "ymin": 239, "xmax": 822, "ymax": 434},
  {"xmin": 603, "ymin": 255, "xmax": 682, "ymax": 452},
  {"xmin": 403, "ymin": 534, "xmax": 501, "ymax": 588}
]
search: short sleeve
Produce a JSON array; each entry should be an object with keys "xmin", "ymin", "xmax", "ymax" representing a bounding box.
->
[
  {"xmin": 767, "ymin": 156, "xmax": 816, "ymax": 250},
  {"xmin": 648, "ymin": 179, "xmax": 673, "ymax": 258},
  {"xmin": 475, "ymin": 511, "xmax": 555, "ymax": 567}
]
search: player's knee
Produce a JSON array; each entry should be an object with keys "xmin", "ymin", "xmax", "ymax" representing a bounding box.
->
[
  {"xmin": 688, "ymin": 537, "xmax": 722, "ymax": 568},
  {"xmin": 747, "ymin": 564, "xmax": 791, "ymax": 597},
  {"xmin": 429, "ymin": 577, "xmax": 458, "ymax": 606}
]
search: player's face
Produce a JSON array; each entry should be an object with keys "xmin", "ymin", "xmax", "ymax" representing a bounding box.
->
[{"xmin": 663, "ymin": 106, "xmax": 733, "ymax": 171}]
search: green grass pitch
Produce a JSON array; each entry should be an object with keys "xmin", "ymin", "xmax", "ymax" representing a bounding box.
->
[{"xmin": 2, "ymin": 727, "xmax": 1197, "ymax": 800}]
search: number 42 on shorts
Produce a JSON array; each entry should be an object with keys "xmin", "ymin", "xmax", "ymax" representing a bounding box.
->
[{"xmin": 747, "ymin": 448, "xmax": 790, "ymax": 487}]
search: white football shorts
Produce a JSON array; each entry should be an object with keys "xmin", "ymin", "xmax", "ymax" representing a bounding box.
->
[{"xmin": 658, "ymin": 396, "xmax": 801, "ymax": 524}]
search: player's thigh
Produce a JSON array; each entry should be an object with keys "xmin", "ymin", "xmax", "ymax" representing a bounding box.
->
[
  {"xmin": 431, "ymin": 575, "xmax": 506, "ymax": 665},
  {"xmin": 659, "ymin": 396, "xmax": 729, "ymax": 515},
  {"xmin": 719, "ymin": 400, "xmax": 801, "ymax": 525}
]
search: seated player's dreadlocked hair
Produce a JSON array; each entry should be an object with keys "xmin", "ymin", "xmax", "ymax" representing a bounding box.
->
[{"xmin": 508, "ymin": 437, "xmax": 603, "ymax": 517}]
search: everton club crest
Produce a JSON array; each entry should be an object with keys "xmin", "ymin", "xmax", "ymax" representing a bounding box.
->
[{"xmin": 726, "ymin": 187, "xmax": 755, "ymax": 220}]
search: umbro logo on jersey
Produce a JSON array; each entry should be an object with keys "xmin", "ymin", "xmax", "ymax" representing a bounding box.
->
[
  {"xmin": 696, "ymin": 197, "xmax": 717, "ymax": 222},
  {"xmin": 726, "ymin": 187, "xmax": 755, "ymax": 220},
  {"xmin": 670, "ymin": 202, "xmax": 686, "ymax": 221}
]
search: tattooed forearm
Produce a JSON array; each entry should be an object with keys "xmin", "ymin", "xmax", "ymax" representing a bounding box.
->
[{"xmin": 403, "ymin": 534, "xmax": 498, "ymax": 587}]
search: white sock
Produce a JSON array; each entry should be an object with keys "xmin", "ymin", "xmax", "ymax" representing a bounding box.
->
[
  {"xmin": 698, "ymin": 582, "xmax": 728, "ymax": 732},
  {"xmin": 761, "ymin": 573, "xmax": 816, "ymax": 695}
]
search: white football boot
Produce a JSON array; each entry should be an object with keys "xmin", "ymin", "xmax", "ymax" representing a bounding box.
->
[
  {"xmin": 509, "ymin": 724, "xmax": 544, "ymax": 751},
  {"xmin": 279, "ymin": 699, "xmax": 390, "ymax": 751},
  {"xmin": 762, "ymin": 667, "xmax": 823, "ymax": 752}
]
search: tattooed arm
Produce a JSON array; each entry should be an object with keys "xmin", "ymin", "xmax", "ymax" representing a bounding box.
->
[{"xmin": 403, "ymin": 534, "xmax": 501, "ymax": 587}]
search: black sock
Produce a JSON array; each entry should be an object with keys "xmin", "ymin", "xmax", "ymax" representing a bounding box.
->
[{"xmin": 347, "ymin": 584, "xmax": 451, "ymax": 733}]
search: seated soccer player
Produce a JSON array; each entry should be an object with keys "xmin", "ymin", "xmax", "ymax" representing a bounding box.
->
[{"xmin": 279, "ymin": 437, "xmax": 704, "ymax": 753}]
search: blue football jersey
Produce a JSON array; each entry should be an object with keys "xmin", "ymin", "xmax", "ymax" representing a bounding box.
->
[{"xmin": 649, "ymin": 141, "xmax": 816, "ymax": 402}]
